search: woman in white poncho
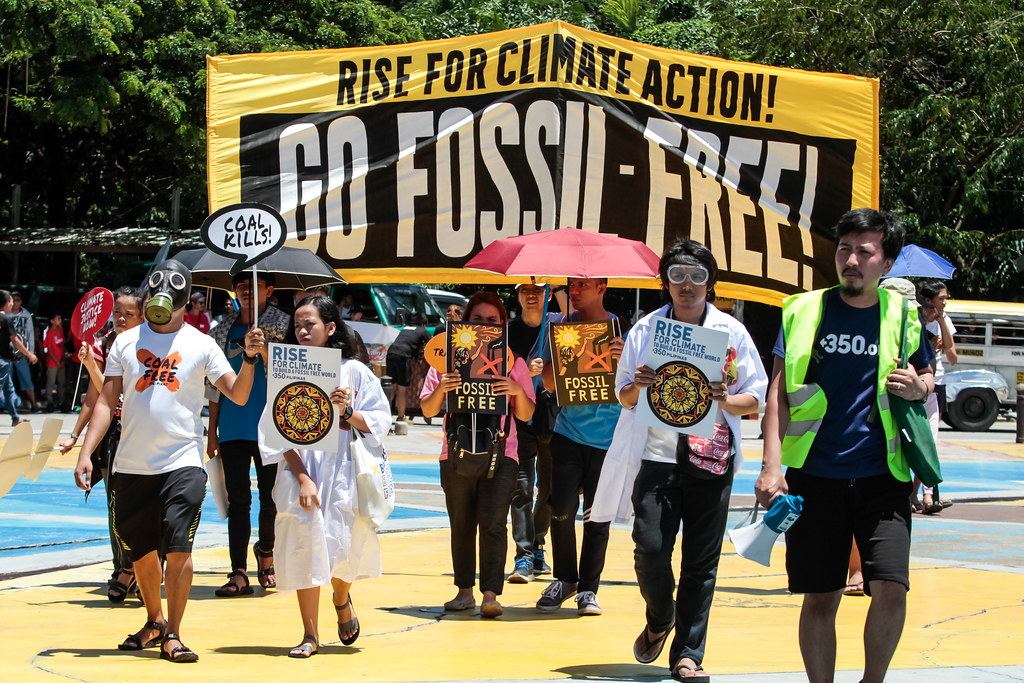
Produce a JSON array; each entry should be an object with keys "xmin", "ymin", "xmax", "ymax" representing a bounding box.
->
[{"xmin": 259, "ymin": 296, "xmax": 391, "ymax": 658}]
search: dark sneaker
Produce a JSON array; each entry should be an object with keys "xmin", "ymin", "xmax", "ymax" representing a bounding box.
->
[
  {"xmin": 507, "ymin": 557, "xmax": 534, "ymax": 583},
  {"xmin": 536, "ymin": 580, "xmax": 577, "ymax": 612},
  {"xmin": 575, "ymin": 590, "xmax": 602, "ymax": 616},
  {"xmin": 533, "ymin": 547, "xmax": 552, "ymax": 575}
]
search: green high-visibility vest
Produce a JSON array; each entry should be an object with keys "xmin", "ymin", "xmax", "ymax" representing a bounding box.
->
[{"xmin": 780, "ymin": 287, "xmax": 918, "ymax": 481}]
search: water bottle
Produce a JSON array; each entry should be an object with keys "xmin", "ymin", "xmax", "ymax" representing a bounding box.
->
[{"xmin": 764, "ymin": 494, "xmax": 803, "ymax": 534}]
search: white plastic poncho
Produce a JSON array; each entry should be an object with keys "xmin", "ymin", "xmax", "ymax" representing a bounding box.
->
[
  {"xmin": 592, "ymin": 303, "xmax": 768, "ymax": 524},
  {"xmin": 258, "ymin": 359, "xmax": 392, "ymax": 590}
]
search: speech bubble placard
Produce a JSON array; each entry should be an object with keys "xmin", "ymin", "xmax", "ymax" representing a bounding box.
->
[
  {"xmin": 200, "ymin": 202, "xmax": 287, "ymax": 275},
  {"xmin": 70, "ymin": 287, "xmax": 113, "ymax": 341}
]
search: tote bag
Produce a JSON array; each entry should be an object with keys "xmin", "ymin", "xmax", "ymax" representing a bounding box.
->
[{"xmin": 890, "ymin": 298, "xmax": 943, "ymax": 488}]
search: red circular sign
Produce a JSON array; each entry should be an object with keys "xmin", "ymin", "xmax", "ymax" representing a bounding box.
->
[{"xmin": 71, "ymin": 287, "xmax": 114, "ymax": 341}]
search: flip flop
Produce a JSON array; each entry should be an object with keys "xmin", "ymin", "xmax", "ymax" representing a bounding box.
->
[
  {"xmin": 843, "ymin": 582, "xmax": 865, "ymax": 597},
  {"xmin": 634, "ymin": 623, "xmax": 674, "ymax": 663},
  {"xmin": 671, "ymin": 659, "xmax": 710, "ymax": 682}
]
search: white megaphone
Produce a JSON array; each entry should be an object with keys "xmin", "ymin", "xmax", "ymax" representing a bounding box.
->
[{"xmin": 728, "ymin": 494, "xmax": 803, "ymax": 567}]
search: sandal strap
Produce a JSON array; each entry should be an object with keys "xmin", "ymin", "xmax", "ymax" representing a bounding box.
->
[
  {"xmin": 253, "ymin": 541, "xmax": 274, "ymax": 558},
  {"xmin": 258, "ymin": 567, "xmax": 275, "ymax": 577},
  {"xmin": 144, "ymin": 620, "xmax": 166, "ymax": 633},
  {"xmin": 226, "ymin": 570, "xmax": 250, "ymax": 584}
]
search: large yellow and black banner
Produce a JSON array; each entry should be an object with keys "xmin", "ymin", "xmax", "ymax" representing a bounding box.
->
[{"xmin": 207, "ymin": 22, "xmax": 878, "ymax": 304}]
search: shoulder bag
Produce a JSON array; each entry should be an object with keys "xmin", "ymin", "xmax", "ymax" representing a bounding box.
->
[{"xmin": 890, "ymin": 298, "xmax": 943, "ymax": 488}]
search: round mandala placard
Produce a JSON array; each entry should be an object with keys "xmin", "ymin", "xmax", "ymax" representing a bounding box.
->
[
  {"xmin": 273, "ymin": 382, "xmax": 335, "ymax": 445},
  {"xmin": 647, "ymin": 361, "xmax": 712, "ymax": 428}
]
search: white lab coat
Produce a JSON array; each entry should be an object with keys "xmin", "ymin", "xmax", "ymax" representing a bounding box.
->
[
  {"xmin": 258, "ymin": 359, "xmax": 392, "ymax": 590},
  {"xmin": 592, "ymin": 303, "xmax": 768, "ymax": 524}
]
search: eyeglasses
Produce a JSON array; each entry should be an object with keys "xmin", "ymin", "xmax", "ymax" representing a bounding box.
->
[
  {"xmin": 666, "ymin": 264, "xmax": 710, "ymax": 286},
  {"xmin": 149, "ymin": 271, "xmax": 187, "ymax": 291}
]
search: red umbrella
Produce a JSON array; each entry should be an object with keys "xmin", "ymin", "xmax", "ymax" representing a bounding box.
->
[{"xmin": 464, "ymin": 228, "xmax": 660, "ymax": 279}]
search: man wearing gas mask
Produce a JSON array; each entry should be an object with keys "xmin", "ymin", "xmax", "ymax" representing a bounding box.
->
[{"xmin": 74, "ymin": 259, "xmax": 266, "ymax": 664}]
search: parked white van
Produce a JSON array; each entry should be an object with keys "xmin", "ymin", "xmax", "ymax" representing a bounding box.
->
[{"xmin": 943, "ymin": 300, "xmax": 1024, "ymax": 430}]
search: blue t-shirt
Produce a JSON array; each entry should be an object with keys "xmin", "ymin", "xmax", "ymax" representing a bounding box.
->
[
  {"xmin": 774, "ymin": 290, "xmax": 932, "ymax": 478},
  {"xmin": 541, "ymin": 311, "xmax": 623, "ymax": 449},
  {"xmin": 217, "ymin": 322, "xmax": 268, "ymax": 443}
]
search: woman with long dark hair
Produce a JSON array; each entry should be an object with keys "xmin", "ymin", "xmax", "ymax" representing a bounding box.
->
[{"xmin": 259, "ymin": 296, "xmax": 391, "ymax": 657}]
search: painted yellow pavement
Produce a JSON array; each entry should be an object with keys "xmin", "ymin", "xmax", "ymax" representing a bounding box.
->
[{"xmin": 2, "ymin": 526, "xmax": 1023, "ymax": 681}]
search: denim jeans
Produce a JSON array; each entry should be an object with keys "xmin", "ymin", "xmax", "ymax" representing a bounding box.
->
[
  {"xmin": 631, "ymin": 459, "xmax": 734, "ymax": 667},
  {"xmin": 548, "ymin": 432, "xmax": 611, "ymax": 593},
  {"xmin": 220, "ymin": 440, "xmax": 278, "ymax": 570},
  {"xmin": 0, "ymin": 358, "xmax": 19, "ymax": 423},
  {"xmin": 509, "ymin": 418, "xmax": 552, "ymax": 562},
  {"xmin": 440, "ymin": 454, "xmax": 517, "ymax": 594}
]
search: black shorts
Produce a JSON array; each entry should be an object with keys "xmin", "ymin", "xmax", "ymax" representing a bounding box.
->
[
  {"xmin": 784, "ymin": 467, "xmax": 912, "ymax": 596},
  {"xmin": 110, "ymin": 467, "xmax": 207, "ymax": 562},
  {"xmin": 386, "ymin": 354, "xmax": 413, "ymax": 387}
]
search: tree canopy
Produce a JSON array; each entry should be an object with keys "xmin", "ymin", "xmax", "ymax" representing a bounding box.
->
[{"xmin": 2, "ymin": 0, "xmax": 1021, "ymax": 297}]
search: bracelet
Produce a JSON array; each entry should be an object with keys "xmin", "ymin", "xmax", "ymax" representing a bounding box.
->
[
  {"xmin": 69, "ymin": 432, "xmax": 79, "ymax": 441},
  {"xmin": 242, "ymin": 351, "xmax": 258, "ymax": 365}
]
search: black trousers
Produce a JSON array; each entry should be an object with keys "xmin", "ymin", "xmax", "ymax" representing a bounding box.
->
[
  {"xmin": 548, "ymin": 432, "xmax": 611, "ymax": 593},
  {"xmin": 631, "ymin": 459, "xmax": 734, "ymax": 667},
  {"xmin": 509, "ymin": 419, "xmax": 553, "ymax": 562},
  {"xmin": 220, "ymin": 439, "xmax": 278, "ymax": 570},
  {"xmin": 440, "ymin": 454, "xmax": 518, "ymax": 594}
]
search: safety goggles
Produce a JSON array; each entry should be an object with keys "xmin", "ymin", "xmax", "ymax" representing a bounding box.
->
[
  {"xmin": 666, "ymin": 264, "xmax": 710, "ymax": 286},
  {"xmin": 148, "ymin": 270, "xmax": 188, "ymax": 291}
]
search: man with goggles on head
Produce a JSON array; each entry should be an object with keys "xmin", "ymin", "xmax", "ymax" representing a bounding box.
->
[
  {"xmin": 600, "ymin": 240, "xmax": 768, "ymax": 682},
  {"xmin": 74, "ymin": 258, "xmax": 266, "ymax": 664}
]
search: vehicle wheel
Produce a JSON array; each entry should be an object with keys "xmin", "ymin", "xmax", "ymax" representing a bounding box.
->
[{"xmin": 946, "ymin": 388, "xmax": 999, "ymax": 431}]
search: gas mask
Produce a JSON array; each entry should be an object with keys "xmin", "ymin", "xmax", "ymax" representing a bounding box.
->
[{"xmin": 145, "ymin": 259, "xmax": 192, "ymax": 325}]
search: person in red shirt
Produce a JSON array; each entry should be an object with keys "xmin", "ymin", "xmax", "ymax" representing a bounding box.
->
[
  {"xmin": 42, "ymin": 313, "xmax": 67, "ymax": 412},
  {"xmin": 183, "ymin": 291, "xmax": 212, "ymax": 334}
]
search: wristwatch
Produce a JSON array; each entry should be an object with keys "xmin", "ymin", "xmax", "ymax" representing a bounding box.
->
[
  {"xmin": 242, "ymin": 351, "xmax": 259, "ymax": 364},
  {"xmin": 340, "ymin": 405, "xmax": 354, "ymax": 422}
]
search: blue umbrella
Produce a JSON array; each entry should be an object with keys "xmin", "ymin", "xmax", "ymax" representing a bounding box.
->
[{"xmin": 884, "ymin": 244, "xmax": 956, "ymax": 279}]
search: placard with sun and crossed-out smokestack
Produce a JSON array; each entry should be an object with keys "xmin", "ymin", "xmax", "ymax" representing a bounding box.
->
[
  {"xmin": 446, "ymin": 322, "xmax": 508, "ymax": 416},
  {"xmin": 548, "ymin": 320, "xmax": 619, "ymax": 406}
]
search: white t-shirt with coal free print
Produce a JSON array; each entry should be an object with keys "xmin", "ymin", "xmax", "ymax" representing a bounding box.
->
[{"xmin": 105, "ymin": 323, "xmax": 233, "ymax": 475}]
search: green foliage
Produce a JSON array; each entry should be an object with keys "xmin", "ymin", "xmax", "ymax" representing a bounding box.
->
[{"xmin": 711, "ymin": 0, "xmax": 1024, "ymax": 298}]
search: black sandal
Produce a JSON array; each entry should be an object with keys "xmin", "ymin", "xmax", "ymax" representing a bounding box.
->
[
  {"xmin": 215, "ymin": 569, "xmax": 254, "ymax": 597},
  {"xmin": 118, "ymin": 620, "xmax": 166, "ymax": 650},
  {"xmin": 253, "ymin": 542, "xmax": 276, "ymax": 589},
  {"xmin": 671, "ymin": 659, "xmax": 710, "ymax": 682},
  {"xmin": 107, "ymin": 568, "xmax": 137, "ymax": 604},
  {"xmin": 160, "ymin": 632, "xmax": 199, "ymax": 663},
  {"xmin": 335, "ymin": 595, "xmax": 360, "ymax": 646}
]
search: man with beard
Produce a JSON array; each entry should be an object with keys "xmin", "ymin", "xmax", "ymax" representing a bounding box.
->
[{"xmin": 756, "ymin": 209, "xmax": 934, "ymax": 683}]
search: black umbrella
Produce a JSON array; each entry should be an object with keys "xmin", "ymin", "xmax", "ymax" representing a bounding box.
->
[{"xmin": 172, "ymin": 246, "xmax": 346, "ymax": 292}]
